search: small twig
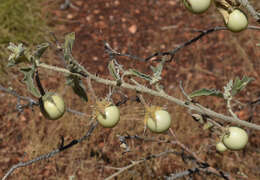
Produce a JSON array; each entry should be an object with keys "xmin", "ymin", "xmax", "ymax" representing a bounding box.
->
[
  {"xmin": 1, "ymin": 121, "xmax": 98, "ymax": 180},
  {"xmin": 104, "ymin": 41, "xmax": 145, "ymax": 62},
  {"xmin": 104, "ymin": 150, "xmax": 178, "ymax": 180},
  {"xmin": 0, "ymin": 84, "xmax": 38, "ymax": 115},
  {"xmin": 227, "ymin": 98, "xmax": 239, "ymax": 120},
  {"xmin": 144, "ymin": 26, "xmax": 227, "ymax": 62},
  {"xmin": 66, "ymin": 108, "xmax": 87, "ymax": 116},
  {"xmin": 137, "ymin": 94, "xmax": 149, "ymax": 108},
  {"xmin": 168, "ymin": 129, "xmax": 233, "ymax": 180},
  {"xmin": 116, "ymin": 133, "xmax": 232, "ymax": 179},
  {"xmin": 164, "ymin": 168, "xmax": 199, "ymax": 180},
  {"xmin": 86, "ymin": 77, "xmax": 97, "ymax": 102},
  {"xmin": 0, "ymin": 84, "xmax": 37, "ymax": 105},
  {"xmin": 107, "ymin": 25, "xmax": 259, "ymax": 63},
  {"xmin": 179, "ymin": 81, "xmax": 192, "ymax": 102},
  {"xmin": 2, "ymin": 121, "xmax": 97, "ymax": 179}
]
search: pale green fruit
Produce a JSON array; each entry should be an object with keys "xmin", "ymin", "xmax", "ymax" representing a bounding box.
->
[
  {"xmin": 147, "ymin": 110, "xmax": 171, "ymax": 133},
  {"xmin": 183, "ymin": 0, "xmax": 211, "ymax": 14},
  {"xmin": 40, "ymin": 92, "xmax": 66, "ymax": 120},
  {"xmin": 223, "ymin": 127, "xmax": 248, "ymax": 150},
  {"xmin": 97, "ymin": 106, "xmax": 120, "ymax": 128},
  {"xmin": 216, "ymin": 142, "xmax": 227, "ymax": 152},
  {"xmin": 227, "ymin": 9, "xmax": 248, "ymax": 32}
]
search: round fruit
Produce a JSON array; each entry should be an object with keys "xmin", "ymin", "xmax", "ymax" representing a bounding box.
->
[
  {"xmin": 40, "ymin": 92, "xmax": 66, "ymax": 120},
  {"xmin": 183, "ymin": 0, "xmax": 211, "ymax": 14},
  {"xmin": 227, "ymin": 9, "xmax": 248, "ymax": 32},
  {"xmin": 147, "ymin": 109, "xmax": 171, "ymax": 133},
  {"xmin": 216, "ymin": 142, "xmax": 228, "ymax": 152},
  {"xmin": 222, "ymin": 127, "xmax": 248, "ymax": 150},
  {"xmin": 97, "ymin": 105, "xmax": 120, "ymax": 128}
]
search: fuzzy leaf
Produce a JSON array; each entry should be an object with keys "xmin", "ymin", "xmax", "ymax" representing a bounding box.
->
[
  {"xmin": 63, "ymin": 32, "xmax": 76, "ymax": 67},
  {"xmin": 64, "ymin": 32, "xmax": 75, "ymax": 58},
  {"xmin": 231, "ymin": 76, "xmax": 254, "ymax": 96},
  {"xmin": 33, "ymin": 43, "xmax": 49, "ymax": 59},
  {"xmin": 63, "ymin": 32, "xmax": 84, "ymax": 74},
  {"xmin": 20, "ymin": 66, "xmax": 41, "ymax": 98},
  {"xmin": 8, "ymin": 43, "xmax": 29, "ymax": 66},
  {"xmin": 66, "ymin": 75, "xmax": 88, "ymax": 102},
  {"xmin": 150, "ymin": 59, "xmax": 164, "ymax": 84},
  {"xmin": 189, "ymin": 88, "xmax": 223, "ymax": 98},
  {"xmin": 108, "ymin": 60, "xmax": 120, "ymax": 80},
  {"xmin": 124, "ymin": 69, "xmax": 152, "ymax": 82}
]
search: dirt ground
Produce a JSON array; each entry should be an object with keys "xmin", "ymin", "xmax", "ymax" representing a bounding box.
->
[{"xmin": 1, "ymin": 0, "xmax": 260, "ymax": 179}]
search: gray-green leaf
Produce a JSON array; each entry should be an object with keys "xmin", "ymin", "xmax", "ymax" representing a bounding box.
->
[
  {"xmin": 66, "ymin": 75, "xmax": 88, "ymax": 102},
  {"xmin": 33, "ymin": 43, "xmax": 49, "ymax": 59},
  {"xmin": 108, "ymin": 60, "xmax": 120, "ymax": 80},
  {"xmin": 124, "ymin": 69, "xmax": 152, "ymax": 82},
  {"xmin": 189, "ymin": 88, "xmax": 223, "ymax": 98},
  {"xmin": 8, "ymin": 43, "xmax": 29, "ymax": 66},
  {"xmin": 20, "ymin": 66, "xmax": 41, "ymax": 98},
  {"xmin": 64, "ymin": 32, "xmax": 75, "ymax": 62},
  {"xmin": 231, "ymin": 76, "xmax": 254, "ymax": 96},
  {"xmin": 150, "ymin": 60, "xmax": 164, "ymax": 84}
]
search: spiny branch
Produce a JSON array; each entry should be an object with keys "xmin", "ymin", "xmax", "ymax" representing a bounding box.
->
[{"xmin": 36, "ymin": 61, "xmax": 260, "ymax": 130}]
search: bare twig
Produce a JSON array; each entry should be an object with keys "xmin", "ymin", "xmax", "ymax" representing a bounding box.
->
[
  {"xmin": 116, "ymin": 132, "xmax": 232, "ymax": 179},
  {"xmin": 168, "ymin": 129, "xmax": 233, "ymax": 180},
  {"xmin": 86, "ymin": 77, "xmax": 97, "ymax": 102},
  {"xmin": 164, "ymin": 168, "xmax": 199, "ymax": 180},
  {"xmin": 104, "ymin": 150, "xmax": 178, "ymax": 180},
  {"xmin": 106, "ymin": 26, "xmax": 260, "ymax": 63},
  {"xmin": 179, "ymin": 80, "xmax": 192, "ymax": 102},
  {"xmin": 1, "ymin": 121, "xmax": 98, "ymax": 180},
  {"xmin": 144, "ymin": 26, "xmax": 227, "ymax": 62}
]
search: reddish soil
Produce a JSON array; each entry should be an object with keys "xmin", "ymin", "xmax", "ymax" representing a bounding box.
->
[{"xmin": 1, "ymin": 0, "xmax": 260, "ymax": 180}]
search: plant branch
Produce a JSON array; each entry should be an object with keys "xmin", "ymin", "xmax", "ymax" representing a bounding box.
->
[
  {"xmin": 37, "ymin": 62, "xmax": 260, "ymax": 130},
  {"xmin": 1, "ymin": 121, "xmax": 98, "ymax": 180},
  {"xmin": 105, "ymin": 26, "xmax": 260, "ymax": 62},
  {"xmin": 116, "ymin": 132, "xmax": 233, "ymax": 179},
  {"xmin": 104, "ymin": 150, "xmax": 178, "ymax": 180}
]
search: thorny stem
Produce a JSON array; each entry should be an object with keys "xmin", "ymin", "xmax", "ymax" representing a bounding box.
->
[{"xmin": 36, "ymin": 62, "xmax": 260, "ymax": 130}]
